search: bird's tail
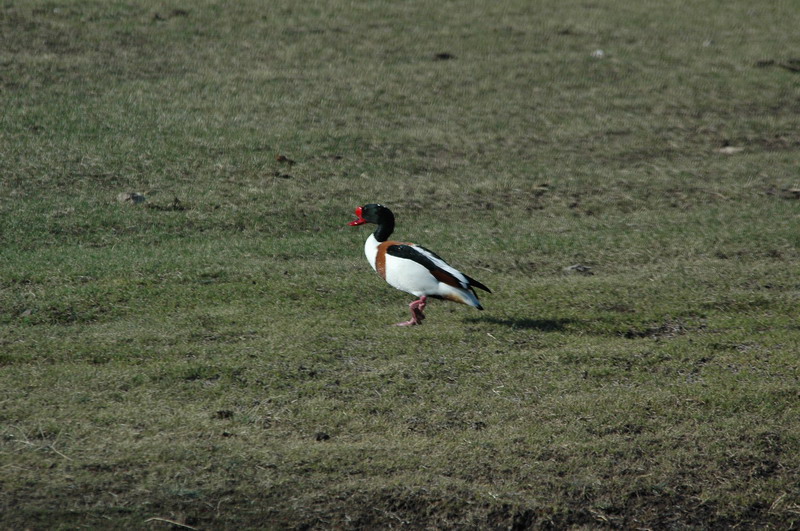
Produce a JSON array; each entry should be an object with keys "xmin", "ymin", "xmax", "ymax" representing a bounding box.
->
[{"xmin": 465, "ymin": 274, "xmax": 491, "ymax": 293}]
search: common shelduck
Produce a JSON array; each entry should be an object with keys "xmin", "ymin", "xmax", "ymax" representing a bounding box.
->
[{"xmin": 348, "ymin": 204, "xmax": 491, "ymax": 326}]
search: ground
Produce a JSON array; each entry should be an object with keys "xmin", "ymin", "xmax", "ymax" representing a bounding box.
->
[{"xmin": 1, "ymin": 1, "xmax": 799, "ymax": 529}]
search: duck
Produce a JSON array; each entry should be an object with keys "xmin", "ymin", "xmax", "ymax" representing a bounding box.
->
[{"xmin": 348, "ymin": 203, "xmax": 491, "ymax": 326}]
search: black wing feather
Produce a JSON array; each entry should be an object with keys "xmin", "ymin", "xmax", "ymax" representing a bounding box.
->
[
  {"xmin": 465, "ymin": 274, "xmax": 492, "ymax": 293},
  {"xmin": 385, "ymin": 244, "xmax": 438, "ymax": 270}
]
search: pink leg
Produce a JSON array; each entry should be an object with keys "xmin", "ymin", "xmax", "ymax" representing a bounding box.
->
[{"xmin": 395, "ymin": 296, "xmax": 427, "ymax": 326}]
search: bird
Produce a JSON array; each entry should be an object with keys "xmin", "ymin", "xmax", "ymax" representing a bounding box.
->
[{"xmin": 348, "ymin": 203, "xmax": 491, "ymax": 326}]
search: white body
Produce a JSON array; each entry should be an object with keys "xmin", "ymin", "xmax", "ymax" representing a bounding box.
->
[{"xmin": 364, "ymin": 233, "xmax": 482, "ymax": 307}]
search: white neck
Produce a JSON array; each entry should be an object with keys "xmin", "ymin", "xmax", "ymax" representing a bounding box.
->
[{"xmin": 364, "ymin": 233, "xmax": 379, "ymax": 272}]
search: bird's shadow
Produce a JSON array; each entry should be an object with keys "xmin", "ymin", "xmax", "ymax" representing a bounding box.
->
[{"xmin": 466, "ymin": 316, "xmax": 575, "ymax": 332}]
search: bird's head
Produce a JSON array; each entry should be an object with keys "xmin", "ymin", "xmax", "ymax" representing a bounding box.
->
[{"xmin": 348, "ymin": 204, "xmax": 392, "ymax": 226}]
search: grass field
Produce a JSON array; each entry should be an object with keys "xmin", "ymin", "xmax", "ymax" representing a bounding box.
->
[{"xmin": 2, "ymin": 1, "xmax": 799, "ymax": 528}]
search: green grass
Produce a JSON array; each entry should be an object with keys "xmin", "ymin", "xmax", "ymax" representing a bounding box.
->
[{"xmin": 2, "ymin": 0, "xmax": 799, "ymax": 528}]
